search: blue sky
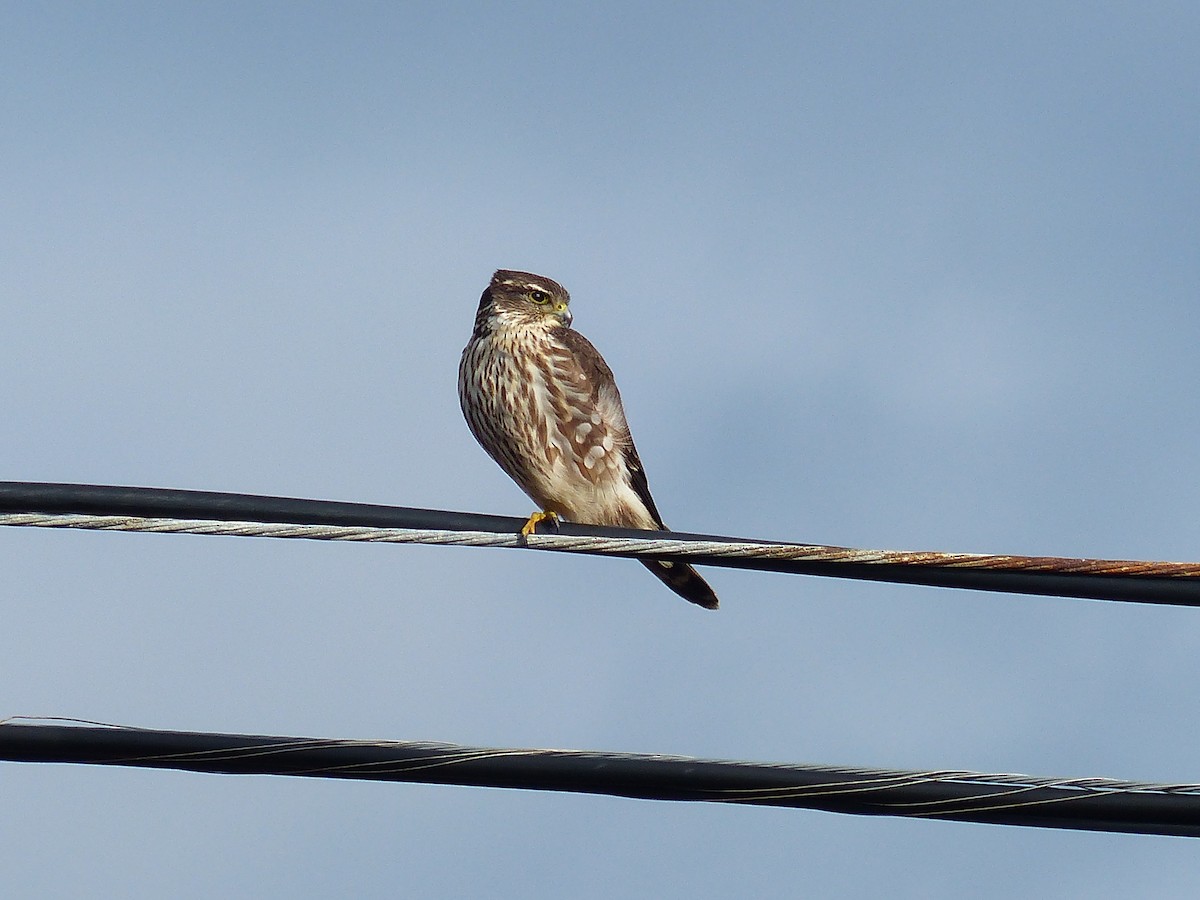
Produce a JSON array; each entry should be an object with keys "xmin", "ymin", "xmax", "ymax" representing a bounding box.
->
[{"xmin": 3, "ymin": 3, "xmax": 1200, "ymax": 896}]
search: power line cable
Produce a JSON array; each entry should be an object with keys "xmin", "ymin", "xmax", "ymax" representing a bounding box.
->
[
  {"xmin": 2, "ymin": 481, "xmax": 1198, "ymax": 606},
  {"xmin": 6, "ymin": 483, "xmax": 1199, "ymax": 837},
  {"xmin": 2, "ymin": 719, "xmax": 1198, "ymax": 837}
]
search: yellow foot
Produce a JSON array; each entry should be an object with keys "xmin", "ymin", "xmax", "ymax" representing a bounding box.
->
[{"xmin": 520, "ymin": 510, "xmax": 560, "ymax": 537}]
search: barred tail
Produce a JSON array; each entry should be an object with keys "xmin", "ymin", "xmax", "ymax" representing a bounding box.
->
[{"xmin": 641, "ymin": 559, "xmax": 719, "ymax": 610}]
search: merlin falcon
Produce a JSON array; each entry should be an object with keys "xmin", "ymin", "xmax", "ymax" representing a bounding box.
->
[{"xmin": 458, "ymin": 269, "xmax": 719, "ymax": 609}]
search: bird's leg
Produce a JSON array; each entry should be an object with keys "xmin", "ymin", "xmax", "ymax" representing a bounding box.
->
[{"xmin": 520, "ymin": 510, "xmax": 560, "ymax": 537}]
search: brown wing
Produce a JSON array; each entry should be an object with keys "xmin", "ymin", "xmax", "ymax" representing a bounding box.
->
[
  {"xmin": 554, "ymin": 326, "xmax": 718, "ymax": 610},
  {"xmin": 555, "ymin": 326, "xmax": 667, "ymax": 529}
]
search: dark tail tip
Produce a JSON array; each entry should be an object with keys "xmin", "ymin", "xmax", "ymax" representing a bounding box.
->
[{"xmin": 641, "ymin": 560, "xmax": 719, "ymax": 610}]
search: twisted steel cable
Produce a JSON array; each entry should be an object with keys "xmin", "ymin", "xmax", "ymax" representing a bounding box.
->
[{"xmin": 2, "ymin": 482, "xmax": 1199, "ymax": 605}]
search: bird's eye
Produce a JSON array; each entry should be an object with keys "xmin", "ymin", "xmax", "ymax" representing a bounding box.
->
[{"xmin": 529, "ymin": 290, "xmax": 550, "ymax": 304}]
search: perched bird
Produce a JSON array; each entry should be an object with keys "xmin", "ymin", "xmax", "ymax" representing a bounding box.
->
[{"xmin": 458, "ymin": 269, "xmax": 719, "ymax": 610}]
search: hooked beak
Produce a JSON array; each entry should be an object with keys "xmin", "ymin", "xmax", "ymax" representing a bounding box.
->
[{"xmin": 557, "ymin": 305, "xmax": 573, "ymax": 328}]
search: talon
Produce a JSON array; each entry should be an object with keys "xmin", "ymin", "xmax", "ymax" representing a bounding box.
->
[{"xmin": 520, "ymin": 510, "xmax": 559, "ymax": 537}]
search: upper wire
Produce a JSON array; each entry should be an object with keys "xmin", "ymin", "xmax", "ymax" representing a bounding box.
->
[{"xmin": 2, "ymin": 481, "xmax": 1199, "ymax": 606}]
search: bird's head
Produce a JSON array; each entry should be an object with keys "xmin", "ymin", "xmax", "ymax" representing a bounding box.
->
[{"xmin": 477, "ymin": 269, "xmax": 573, "ymax": 330}]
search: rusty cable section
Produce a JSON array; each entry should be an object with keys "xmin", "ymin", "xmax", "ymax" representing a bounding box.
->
[
  {"xmin": 1, "ymin": 481, "xmax": 1198, "ymax": 605},
  {"xmin": 687, "ymin": 542, "xmax": 1200, "ymax": 577}
]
